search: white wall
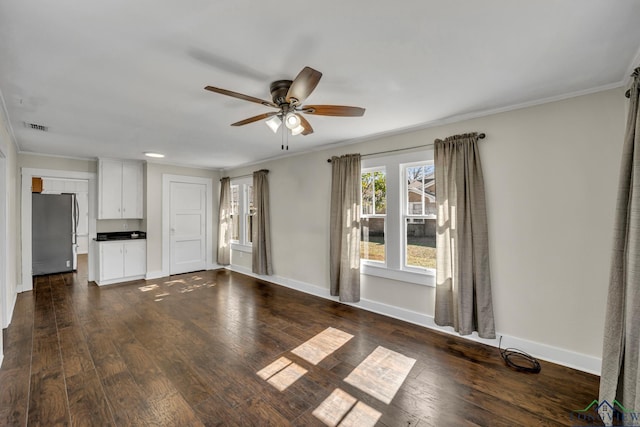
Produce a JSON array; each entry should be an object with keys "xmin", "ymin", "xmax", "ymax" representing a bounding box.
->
[
  {"xmin": 225, "ymin": 88, "xmax": 625, "ymax": 373},
  {"xmin": 0, "ymin": 100, "xmax": 19, "ymax": 366}
]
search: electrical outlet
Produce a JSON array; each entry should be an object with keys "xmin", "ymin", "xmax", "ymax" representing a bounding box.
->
[
  {"xmin": 66, "ymin": 260, "xmax": 71, "ymax": 268},
  {"xmin": 123, "ymin": 223, "xmax": 128, "ymax": 230}
]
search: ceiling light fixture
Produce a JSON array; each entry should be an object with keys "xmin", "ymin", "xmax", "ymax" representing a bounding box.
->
[
  {"xmin": 290, "ymin": 124, "xmax": 305, "ymax": 136},
  {"xmin": 144, "ymin": 152, "xmax": 165, "ymax": 158},
  {"xmin": 284, "ymin": 112, "xmax": 301, "ymax": 130},
  {"xmin": 265, "ymin": 115, "xmax": 282, "ymax": 133}
]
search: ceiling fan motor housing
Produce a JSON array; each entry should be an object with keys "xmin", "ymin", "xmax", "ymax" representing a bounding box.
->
[{"xmin": 270, "ymin": 80, "xmax": 293, "ymax": 106}]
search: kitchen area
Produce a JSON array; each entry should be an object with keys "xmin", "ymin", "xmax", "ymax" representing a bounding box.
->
[{"xmin": 31, "ymin": 158, "xmax": 147, "ymax": 286}]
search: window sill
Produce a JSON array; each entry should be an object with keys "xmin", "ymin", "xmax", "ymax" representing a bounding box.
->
[
  {"xmin": 231, "ymin": 243, "xmax": 252, "ymax": 253},
  {"xmin": 361, "ymin": 263, "xmax": 435, "ymax": 286}
]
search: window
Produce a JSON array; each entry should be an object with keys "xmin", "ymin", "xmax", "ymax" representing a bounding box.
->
[
  {"xmin": 230, "ymin": 177, "xmax": 253, "ymax": 251},
  {"xmin": 403, "ymin": 163, "xmax": 436, "ymax": 270},
  {"xmin": 231, "ymin": 184, "xmax": 240, "ymax": 241},
  {"xmin": 360, "ymin": 168, "xmax": 386, "ymax": 263},
  {"xmin": 246, "ymin": 185, "xmax": 254, "ymax": 244},
  {"xmin": 360, "ymin": 150, "xmax": 435, "ymax": 286}
]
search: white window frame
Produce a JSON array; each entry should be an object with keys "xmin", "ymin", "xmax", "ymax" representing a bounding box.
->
[
  {"xmin": 401, "ymin": 161, "xmax": 436, "ymax": 275},
  {"xmin": 230, "ymin": 176, "xmax": 253, "ymax": 253},
  {"xmin": 360, "ymin": 150, "xmax": 435, "ymax": 286}
]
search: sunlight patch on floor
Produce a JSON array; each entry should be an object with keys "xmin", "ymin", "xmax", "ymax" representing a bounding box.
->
[
  {"xmin": 344, "ymin": 346, "xmax": 415, "ymax": 404},
  {"xmin": 267, "ymin": 363, "xmax": 307, "ymax": 391},
  {"xmin": 139, "ymin": 284, "xmax": 159, "ymax": 292},
  {"xmin": 340, "ymin": 401, "xmax": 381, "ymax": 426},
  {"xmin": 178, "ymin": 282, "xmax": 215, "ymax": 293},
  {"xmin": 292, "ymin": 327, "xmax": 354, "ymax": 365},
  {"xmin": 312, "ymin": 388, "xmax": 380, "ymax": 427},
  {"xmin": 257, "ymin": 357, "xmax": 292, "ymax": 380},
  {"xmin": 257, "ymin": 356, "xmax": 308, "ymax": 391},
  {"xmin": 154, "ymin": 292, "xmax": 170, "ymax": 302}
]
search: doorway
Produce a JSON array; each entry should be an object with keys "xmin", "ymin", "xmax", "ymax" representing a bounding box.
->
[
  {"xmin": 161, "ymin": 175, "xmax": 213, "ymax": 277},
  {"xmin": 21, "ymin": 168, "xmax": 97, "ymax": 291}
]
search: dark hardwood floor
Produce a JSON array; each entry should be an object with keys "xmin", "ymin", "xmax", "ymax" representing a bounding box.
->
[{"xmin": 0, "ymin": 256, "xmax": 602, "ymax": 426}]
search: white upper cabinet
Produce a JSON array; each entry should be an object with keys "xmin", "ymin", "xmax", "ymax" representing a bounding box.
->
[
  {"xmin": 121, "ymin": 161, "xmax": 143, "ymax": 218},
  {"xmin": 98, "ymin": 158, "xmax": 143, "ymax": 219}
]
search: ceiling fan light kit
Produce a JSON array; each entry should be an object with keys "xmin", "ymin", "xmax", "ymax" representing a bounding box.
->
[
  {"xmin": 285, "ymin": 112, "xmax": 301, "ymax": 129},
  {"xmin": 290, "ymin": 123, "xmax": 305, "ymax": 136},
  {"xmin": 265, "ymin": 115, "xmax": 282, "ymax": 133},
  {"xmin": 204, "ymin": 66, "xmax": 366, "ymax": 148}
]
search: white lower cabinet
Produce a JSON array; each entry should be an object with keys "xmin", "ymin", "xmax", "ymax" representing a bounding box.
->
[{"xmin": 97, "ymin": 240, "xmax": 146, "ymax": 285}]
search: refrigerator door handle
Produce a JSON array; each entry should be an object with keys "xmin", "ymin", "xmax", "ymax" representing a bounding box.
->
[{"xmin": 74, "ymin": 194, "xmax": 79, "ymax": 244}]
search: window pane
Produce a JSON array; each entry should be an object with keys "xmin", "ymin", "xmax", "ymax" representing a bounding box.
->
[
  {"xmin": 405, "ymin": 218, "xmax": 436, "ymax": 269},
  {"xmin": 247, "ymin": 184, "xmax": 255, "ymax": 243},
  {"xmin": 231, "ymin": 185, "xmax": 239, "ymax": 241},
  {"xmin": 361, "ymin": 217, "xmax": 385, "ymax": 262},
  {"xmin": 362, "ymin": 172, "xmax": 373, "ymax": 215},
  {"xmin": 231, "ymin": 186, "xmax": 239, "ymax": 215},
  {"xmin": 406, "ymin": 164, "xmax": 436, "ymax": 216},
  {"xmin": 406, "ymin": 166, "xmax": 424, "ymax": 215},
  {"xmin": 424, "ymin": 165, "xmax": 436, "ymax": 216},
  {"xmin": 231, "ymin": 214, "xmax": 239, "ymax": 241},
  {"xmin": 246, "ymin": 214, "xmax": 253, "ymax": 243},
  {"xmin": 374, "ymin": 171, "xmax": 386, "ymax": 214},
  {"xmin": 248, "ymin": 185, "xmax": 254, "ymax": 212}
]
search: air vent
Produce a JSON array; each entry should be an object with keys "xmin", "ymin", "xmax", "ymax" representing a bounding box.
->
[{"xmin": 24, "ymin": 122, "xmax": 48, "ymax": 132}]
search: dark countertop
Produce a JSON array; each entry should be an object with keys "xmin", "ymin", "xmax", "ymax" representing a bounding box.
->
[{"xmin": 95, "ymin": 231, "xmax": 146, "ymax": 241}]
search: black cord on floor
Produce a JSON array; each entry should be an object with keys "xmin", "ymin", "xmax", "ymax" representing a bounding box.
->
[{"xmin": 499, "ymin": 336, "xmax": 541, "ymax": 373}]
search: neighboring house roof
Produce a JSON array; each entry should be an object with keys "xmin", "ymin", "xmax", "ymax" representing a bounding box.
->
[{"xmin": 408, "ymin": 179, "xmax": 435, "ymax": 202}]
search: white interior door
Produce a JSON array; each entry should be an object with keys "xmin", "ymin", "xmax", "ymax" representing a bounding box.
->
[{"xmin": 170, "ymin": 181, "xmax": 206, "ymax": 274}]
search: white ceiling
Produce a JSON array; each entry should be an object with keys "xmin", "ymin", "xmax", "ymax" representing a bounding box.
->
[{"xmin": 1, "ymin": 1, "xmax": 639, "ymax": 169}]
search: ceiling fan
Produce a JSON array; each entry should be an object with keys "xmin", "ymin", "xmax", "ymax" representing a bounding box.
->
[{"xmin": 204, "ymin": 66, "xmax": 365, "ymax": 138}]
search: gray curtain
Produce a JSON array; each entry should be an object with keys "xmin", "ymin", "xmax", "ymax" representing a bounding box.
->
[
  {"xmin": 599, "ymin": 67, "xmax": 640, "ymax": 424},
  {"xmin": 329, "ymin": 154, "xmax": 361, "ymax": 303},
  {"xmin": 434, "ymin": 133, "xmax": 495, "ymax": 339},
  {"xmin": 217, "ymin": 177, "xmax": 231, "ymax": 265},
  {"xmin": 252, "ymin": 169, "xmax": 273, "ymax": 275}
]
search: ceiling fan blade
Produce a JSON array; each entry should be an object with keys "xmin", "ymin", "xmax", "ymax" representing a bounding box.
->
[
  {"xmin": 286, "ymin": 67, "xmax": 322, "ymax": 104},
  {"xmin": 204, "ymin": 86, "xmax": 277, "ymax": 108},
  {"xmin": 231, "ymin": 112, "xmax": 279, "ymax": 127},
  {"xmin": 301, "ymin": 105, "xmax": 365, "ymax": 117},
  {"xmin": 298, "ymin": 114, "xmax": 314, "ymax": 135}
]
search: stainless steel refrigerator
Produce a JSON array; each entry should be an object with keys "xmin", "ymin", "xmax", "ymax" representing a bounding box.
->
[{"xmin": 32, "ymin": 193, "xmax": 78, "ymax": 275}]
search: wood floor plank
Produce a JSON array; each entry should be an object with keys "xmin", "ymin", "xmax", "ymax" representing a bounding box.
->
[
  {"xmin": 27, "ymin": 367, "xmax": 70, "ymax": 426},
  {"xmin": 57, "ymin": 326, "xmax": 96, "ymax": 379},
  {"xmin": 65, "ymin": 371, "xmax": 115, "ymax": 427},
  {"xmin": 0, "ymin": 256, "xmax": 602, "ymax": 426}
]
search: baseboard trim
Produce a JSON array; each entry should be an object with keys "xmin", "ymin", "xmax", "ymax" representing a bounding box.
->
[
  {"xmin": 0, "ymin": 353, "xmax": 3, "ymax": 369},
  {"xmin": 225, "ymin": 265, "xmax": 601, "ymax": 376},
  {"xmin": 2, "ymin": 291, "xmax": 17, "ymax": 329},
  {"xmin": 207, "ymin": 263, "xmax": 224, "ymax": 271},
  {"xmin": 145, "ymin": 270, "xmax": 164, "ymax": 280}
]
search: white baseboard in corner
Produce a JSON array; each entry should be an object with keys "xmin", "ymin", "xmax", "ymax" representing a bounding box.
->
[
  {"xmin": 145, "ymin": 270, "xmax": 165, "ymax": 280},
  {"xmin": 2, "ymin": 291, "xmax": 17, "ymax": 329},
  {"xmin": 225, "ymin": 265, "xmax": 602, "ymax": 376},
  {"xmin": 0, "ymin": 353, "xmax": 3, "ymax": 369},
  {"xmin": 207, "ymin": 263, "xmax": 225, "ymax": 271}
]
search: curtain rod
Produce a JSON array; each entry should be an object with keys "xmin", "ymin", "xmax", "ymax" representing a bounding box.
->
[
  {"xmin": 220, "ymin": 169, "xmax": 269, "ymax": 182},
  {"xmin": 326, "ymin": 133, "xmax": 485, "ymax": 163}
]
